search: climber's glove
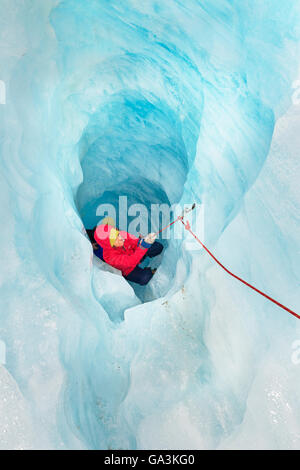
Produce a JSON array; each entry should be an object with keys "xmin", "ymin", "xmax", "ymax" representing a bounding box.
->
[{"xmin": 144, "ymin": 232, "xmax": 157, "ymax": 244}]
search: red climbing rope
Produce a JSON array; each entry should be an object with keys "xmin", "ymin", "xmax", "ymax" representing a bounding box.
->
[
  {"xmin": 176, "ymin": 215, "xmax": 299, "ymax": 320},
  {"xmin": 142, "ymin": 204, "xmax": 298, "ymax": 319}
]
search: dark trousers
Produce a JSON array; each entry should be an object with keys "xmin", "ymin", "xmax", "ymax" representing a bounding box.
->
[{"xmin": 124, "ymin": 241, "xmax": 163, "ymax": 285}]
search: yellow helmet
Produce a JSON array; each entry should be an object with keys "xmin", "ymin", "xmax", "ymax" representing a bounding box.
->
[
  {"xmin": 100, "ymin": 216, "xmax": 116, "ymax": 228},
  {"xmin": 99, "ymin": 217, "xmax": 119, "ymax": 247},
  {"xmin": 109, "ymin": 227, "xmax": 120, "ymax": 247}
]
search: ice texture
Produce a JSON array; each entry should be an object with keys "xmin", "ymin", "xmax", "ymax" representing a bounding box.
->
[{"xmin": 0, "ymin": 0, "xmax": 300, "ymax": 449}]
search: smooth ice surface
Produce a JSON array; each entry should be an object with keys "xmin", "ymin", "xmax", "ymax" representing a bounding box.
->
[{"xmin": 0, "ymin": 0, "xmax": 300, "ymax": 449}]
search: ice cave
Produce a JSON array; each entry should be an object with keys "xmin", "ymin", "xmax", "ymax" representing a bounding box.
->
[{"xmin": 0, "ymin": 0, "xmax": 300, "ymax": 450}]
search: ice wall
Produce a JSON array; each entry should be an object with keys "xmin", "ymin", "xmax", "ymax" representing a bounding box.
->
[{"xmin": 0, "ymin": 0, "xmax": 300, "ymax": 449}]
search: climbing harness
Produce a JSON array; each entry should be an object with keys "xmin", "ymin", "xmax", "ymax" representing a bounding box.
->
[{"xmin": 157, "ymin": 204, "xmax": 300, "ymax": 320}]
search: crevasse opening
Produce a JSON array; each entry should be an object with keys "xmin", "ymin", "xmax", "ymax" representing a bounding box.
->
[
  {"xmin": 76, "ymin": 94, "xmax": 189, "ymax": 232},
  {"xmin": 75, "ymin": 90, "xmax": 192, "ymax": 302},
  {"xmin": 1, "ymin": 0, "xmax": 300, "ymax": 451}
]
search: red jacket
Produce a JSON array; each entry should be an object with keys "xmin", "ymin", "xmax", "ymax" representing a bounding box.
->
[{"xmin": 94, "ymin": 224, "xmax": 149, "ymax": 276}]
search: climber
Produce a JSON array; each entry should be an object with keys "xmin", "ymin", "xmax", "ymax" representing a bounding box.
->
[{"xmin": 86, "ymin": 217, "xmax": 163, "ymax": 285}]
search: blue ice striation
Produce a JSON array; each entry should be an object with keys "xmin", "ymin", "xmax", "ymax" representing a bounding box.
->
[{"xmin": 0, "ymin": 0, "xmax": 300, "ymax": 449}]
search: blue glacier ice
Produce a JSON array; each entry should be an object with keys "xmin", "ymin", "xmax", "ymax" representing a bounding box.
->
[{"xmin": 0, "ymin": 0, "xmax": 300, "ymax": 449}]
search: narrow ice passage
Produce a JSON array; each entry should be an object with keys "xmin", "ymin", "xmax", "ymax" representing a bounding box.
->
[{"xmin": 0, "ymin": 0, "xmax": 300, "ymax": 450}]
